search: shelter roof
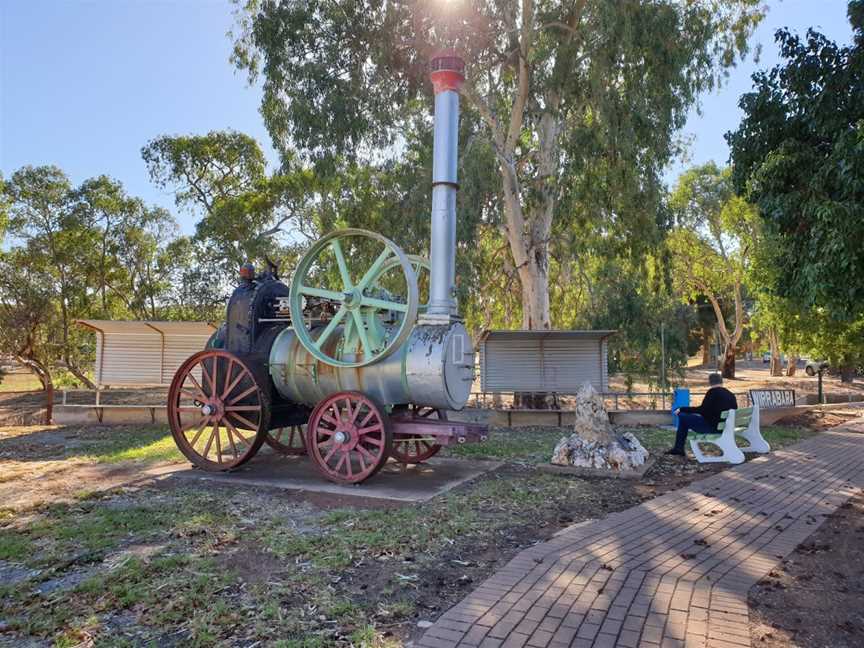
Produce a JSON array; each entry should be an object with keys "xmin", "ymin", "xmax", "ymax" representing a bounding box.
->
[{"xmin": 76, "ymin": 320, "xmax": 217, "ymax": 336}]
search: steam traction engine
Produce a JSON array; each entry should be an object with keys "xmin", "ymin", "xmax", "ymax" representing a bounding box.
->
[{"xmin": 167, "ymin": 53, "xmax": 488, "ymax": 484}]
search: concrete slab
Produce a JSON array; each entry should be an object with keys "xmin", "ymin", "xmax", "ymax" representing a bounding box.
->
[{"xmin": 153, "ymin": 454, "xmax": 502, "ymax": 503}]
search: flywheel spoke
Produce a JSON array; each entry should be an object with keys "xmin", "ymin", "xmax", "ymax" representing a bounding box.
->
[
  {"xmin": 300, "ymin": 285, "xmax": 344, "ymax": 301},
  {"xmin": 359, "ymin": 296, "xmax": 409, "ymax": 312},
  {"xmin": 352, "ymin": 310, "xmax": 373, "ymax": 359},
  {"xmin": 330, "ymin": 239, "xmax": 353, "ymax": 290},
  {"xmin": 313, "ymin": 307, "xmax": 347, "ymax": 349}
]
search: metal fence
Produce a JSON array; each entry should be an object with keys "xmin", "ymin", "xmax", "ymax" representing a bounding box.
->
[{"xmin": 470, "ymin": 390, "xmax": 755, "ymax": 411}]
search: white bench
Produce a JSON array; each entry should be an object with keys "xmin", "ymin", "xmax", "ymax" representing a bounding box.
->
[{"xmin": 689, "ymin": 402, "xmax": 771, "ymax": 464}]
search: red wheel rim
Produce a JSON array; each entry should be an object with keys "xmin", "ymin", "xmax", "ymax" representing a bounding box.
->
[
  {"xmin": 390, "ymin": 406, "xmax": 444, "ymax": 464},
  {"xmin": 168, "ymin": 350, "xmax": 267, "ymax": 471},
  {"xmin": 265, "ymin": 425, "xmax": 308, "ymax": 455},
  {"xmin": 306, "ymin": 391, "xmax": 391, "ymax": 484}
]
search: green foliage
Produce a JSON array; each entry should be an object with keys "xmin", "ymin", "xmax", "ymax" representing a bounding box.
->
[
  {"xmin": 0, "ymin": 173, "xmax": 8, "ymax": 240},
  {"xmin": 727, "ymin": 2, "xmax": 864, "ymax": 318},
  {"xmin": 800, "ymin": 309, "xmax": 864, "ymax": 374},
  {"xmin": 233, "ymin": 0, "xmax": 762, "ymax": 168},
  {"xmin": 667, "ymin": 163, "xmax": 758, "ymax": 375},
  {"xmin": 667, "ymin": 163, "xmax": 758, "ymax": 300},
  {"xmin": 142, "ymin": 130, "xmax": 321, "ymax": 291},
  {"xmin": 0, "ymin": 165, "xmax": 192, "ymax": 386},
  {"xmin": 231, "ymin": 0, "xmax": 764, "ymax": 327},
  {"xmin": 141, "ymin": 130, "xmax": 266, "ymax": 209},
  {"xmin": 0, "ymin": 249, "xmax": 58, "ymax": 383}
]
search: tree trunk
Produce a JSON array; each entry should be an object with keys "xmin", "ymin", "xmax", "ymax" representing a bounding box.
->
[
  {"xmin": 768, "ymin": 329, "xmax": 783, "ymax": 377},
  {"xmin": 704, "ymin": 287, "xmax": 743, "ymax": 380},
  {"xmin": 16, "ymin": 356, "xmax": 54, "ymax": 424},
  {"xmin": 517, "ymin": 259, "xmax": 551, "ymax": 330},
  {"xmin": 721, "ymin": 344, "xmax": 736, "ymax": 379},
  {"xmin": 840, "ymin": 365, "xmax": 856, "ymax": 383},
  {"xmin": 65, "ymin": 361, "xmax": 96, "ymax": 390},
  {"xmin": 700, "ymin": 328, "xmax": 712, "ymax": 366},
  {"xmin": 786, "ymin": 354, "xmax": 799, "ymax": 377}
]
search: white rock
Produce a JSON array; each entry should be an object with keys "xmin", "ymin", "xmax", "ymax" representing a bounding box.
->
[{"xmin": 551, "ymin": 382, "xmax": 650, "ymax": 471}]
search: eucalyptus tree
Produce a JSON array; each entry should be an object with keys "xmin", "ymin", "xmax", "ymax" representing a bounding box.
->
[
  {"xmin": 2, "ymin": 166, "xmax": 98, "ymax": 388},
  {"xmin": 0, "ymin": 250, "xmax": 58, "ymax": 418},
  {"xmin": 2, "ymin": 166, "xmax": 185, "ymax": 388},
  {"xmin": 72, "ymin": 176, "xmax": 177, "ymax": 320},
  {"xmin": 667, "ymin": 163, "xmax": 758, "ymax": 378},
  {"xmin": 0, "ymin": 174, "xmax": 8, "ymax": 239},
  {"xmin": 231, "ymin": 0, "xmax": 763, "ymax": 329},
  {"xmin": 142, "ymin": 130, "xmax": 318, "ymax": 285}
]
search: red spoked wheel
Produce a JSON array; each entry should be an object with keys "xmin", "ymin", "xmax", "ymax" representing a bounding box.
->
[
  {"xmin": 265, "ymin": 425, "xmax": 307, "ymax": 455},
  {"xmin": 168, "ymin": 350, "xmax": 269, "ymax": 471},
  {"xmin": 306, "ymin": 391, "xmax": 392, "ymax": 484},
  {"xmin": 390, "ymin": 406, "xmax": 445, "ymax": 464}
]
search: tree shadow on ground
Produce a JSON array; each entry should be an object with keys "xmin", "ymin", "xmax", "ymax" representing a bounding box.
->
[{"xmin": 0, "ymin": 424, "xmax": 180, "ymax": 464}]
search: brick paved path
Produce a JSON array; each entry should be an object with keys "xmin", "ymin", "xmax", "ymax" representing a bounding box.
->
[{"xmin": 418, "ymin": 428, "xmax": 864, "ymax": 648}]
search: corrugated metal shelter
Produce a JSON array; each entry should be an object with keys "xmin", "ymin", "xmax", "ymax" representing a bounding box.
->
[
  {"xmin": 77, "ymin": 320, "xmax": 217, "ymax": 387},
  {"xmin": 478, "ymin": 330, "xmax": 616, "ymax": 393}
]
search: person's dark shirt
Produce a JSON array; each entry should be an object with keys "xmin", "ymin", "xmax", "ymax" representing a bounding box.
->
[{"xmin": 679, "ymin": 386, "xmax": 737, "ymax": 429}]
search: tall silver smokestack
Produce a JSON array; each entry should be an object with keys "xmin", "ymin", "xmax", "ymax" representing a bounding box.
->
[{"xmin": 424, "ymin": 50, "xmax": 464, "ymax": 324}]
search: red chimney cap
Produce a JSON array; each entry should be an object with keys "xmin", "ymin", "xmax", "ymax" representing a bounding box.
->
[{"xmin": 430, "ymin": 49, "xmax": 465, "ymax": 94}]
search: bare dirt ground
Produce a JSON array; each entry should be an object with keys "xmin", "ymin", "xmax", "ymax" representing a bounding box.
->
[
  {"xmin": 749, "ymin": 492, "xmax": 864, "ymax": 648},
  {"xmin": 609, "ymin": 360, "xmax": 864, "ymax": 403},
  {"xmin": 666, "ymin": 360, "xmax": 864, "ymax": 397},
  {"xmin": 468, "ymin": 360, "xmax": 864, "ymax": 410},
  {"xmin": 774, "ymin": 404, "xmax": 864, "ymax": 430}
]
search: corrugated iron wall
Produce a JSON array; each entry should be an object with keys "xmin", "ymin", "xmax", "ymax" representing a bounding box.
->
[
  {"xmin": 162, "ymin": 336, "xmax": 210, "ymax": 384},
  {"xmin": 101, "ymin": 333, "xmax": 162, "ymax": 385},
  {"xmin": 96, "ymin": 332, "xmax": 210, "ymax": 387},
  {"xmin": 480, "ymin": 334, "xmax": 608, "ymax": 392}
]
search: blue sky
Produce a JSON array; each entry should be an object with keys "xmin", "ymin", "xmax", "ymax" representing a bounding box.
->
[{"xmin": 0, "ymin": 0, "xmax": 855, "ymax": 235}]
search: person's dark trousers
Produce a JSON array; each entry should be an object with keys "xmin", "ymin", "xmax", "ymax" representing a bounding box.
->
[{"xmin": 673, "ymin": 413, "xmax": 716, "ymax": 452}]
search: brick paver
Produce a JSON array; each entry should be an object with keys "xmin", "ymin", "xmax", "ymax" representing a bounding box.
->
[{"xmin": 418, "ymin": 427, "xmax": 864, "ymax": 648}]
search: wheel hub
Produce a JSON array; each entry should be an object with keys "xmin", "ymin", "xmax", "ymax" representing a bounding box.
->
[
  {"xmin": 334, "ymin": 430, "xmax": 349, "ymax": 444},
  {"xmin": 342, "ymin": 288, "xmax": 363, "ymax": 310},
  {"xmin": 200, "ymin": 400, "xmax": 224, "ymax": 418}
]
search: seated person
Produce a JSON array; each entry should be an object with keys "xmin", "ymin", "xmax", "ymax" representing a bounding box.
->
[{"xmin": 667, "ymin": 373, "xmax": 737, "ymax": 456}]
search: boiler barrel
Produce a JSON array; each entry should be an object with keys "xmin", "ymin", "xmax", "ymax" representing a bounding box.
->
[{"xmin": 268, "ymin": 323, "xmax": 475, "ymax": 411}]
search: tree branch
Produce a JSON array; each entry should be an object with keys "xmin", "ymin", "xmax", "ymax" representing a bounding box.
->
[
  {"xmin": 460, "ymin": 82, "xmax": 505, "ymax": 152},
  {"xmin": 505, "ymin": 0, "xmax": 534, "ymax": 156}
]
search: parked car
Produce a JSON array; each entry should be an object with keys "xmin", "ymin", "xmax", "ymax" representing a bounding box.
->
[
  {"xmin": 762, "ymin": 351, "xmax": 771, "ymax": 364},
  {"xmin": 805, "ymin": 359, "xmax": 829, "ymax": 376}
]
